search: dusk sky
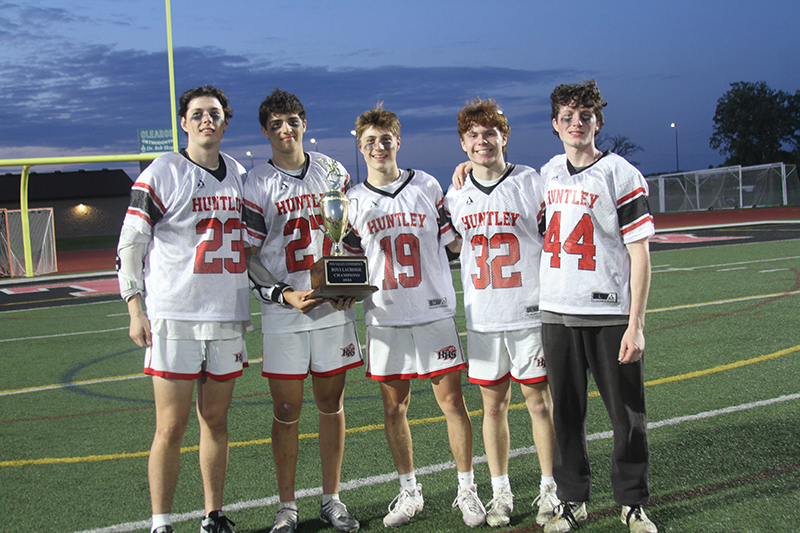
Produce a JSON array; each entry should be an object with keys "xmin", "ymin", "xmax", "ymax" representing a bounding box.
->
[{"xmin": 2, "ymin": 0, "xmax": 799, "ymax": 187}]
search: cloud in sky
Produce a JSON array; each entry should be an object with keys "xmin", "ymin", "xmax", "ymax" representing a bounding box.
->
[{"xmin": 0, "ymin": 41, "xmax": 578, "ymax": 182}]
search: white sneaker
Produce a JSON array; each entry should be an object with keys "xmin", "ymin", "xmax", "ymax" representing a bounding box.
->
[
  {"xmin": 621, "ymin": 505, "xmax": 657, "ymax": 533},
  {"xmin": 452, "ymin": 484, "xmax": 486, "ymax": 527},
  {"xmin": 485, "ymin": 487, "xmax": 514, "ymax": 527},
  {"xmin": 544, "ymin": 501, "xmax": 587, "ymax": 533},
  {"xmin": 268, "ymin": 507, "xmax": 297, "ymax": 533},
  {"xmin": 383, "ymin": 484, "xmax": 424, "ymax": 527},
  {"xmin": 533, "ymin": 482, "xmax": 559, "ymax": 525}
]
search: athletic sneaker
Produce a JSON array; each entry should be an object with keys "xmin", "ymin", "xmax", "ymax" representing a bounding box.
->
[
  {"xmin": 533, "ymin": 482, "xmax": 559, "ymax": 525},
  {"xmin": 383, "ymin": 484, "xmax": 424, "ymax": 527},
  {"xmin": 544, "ymin": 501, "xmax": 587, "ymax": 533},
  {"xmin": 485, "ymin": 487, "xmax": 514, "ymax": 527},
  {"xmin": 269, "ymin": 507, "xmax": 298, "ymax": 533},
  {"xmin": 452, "ymin": 484, "xmax": 487, "ymax": 527},
  {"xmin": 152, "ymin": 526, "xmax": 174, "ymax": 533},
  {"xmin": 621, "ymin": 505, "xmax": 658, "ymax": 533},
  {"xmin": 320, "ymin": 499, "xmax": 360, "ymax": 532},
  {"xmin": 200, "ymin": 512, "xmax": 235, "ymax": 533}
]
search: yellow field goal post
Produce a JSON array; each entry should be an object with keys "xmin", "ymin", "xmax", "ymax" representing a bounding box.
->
[{"xmin": 0, "ymin": 153, "xmax": 169, "ymax": 277}]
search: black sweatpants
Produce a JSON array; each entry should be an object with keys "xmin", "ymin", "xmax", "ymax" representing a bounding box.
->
[{"xmin": 542, "ymin": 322, "xmax": 650, "ymax": 506}]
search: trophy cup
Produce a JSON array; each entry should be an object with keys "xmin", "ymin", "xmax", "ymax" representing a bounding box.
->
[{"xmin": 310, "ymin": 160, "xmax": 378, "ymax": 301}]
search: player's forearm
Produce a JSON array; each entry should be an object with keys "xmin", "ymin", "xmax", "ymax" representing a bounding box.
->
[
  {"xmin": 245, "ymin": 246, "xmax": 280, "ymax": 286},
  {"xmin": 626, "ymin": 238, "xmax": 651, "ymax": 331},
  {"xmin": 126, "ymin": 293, "xmax": 145, "ymax": 317},
  {"xmin": 245, "ymin": 246, "xmax": 293, "ymax": 305},
  {"xmin": 116, "ymin": 226, "xmax": 150, "ymax": 302}
]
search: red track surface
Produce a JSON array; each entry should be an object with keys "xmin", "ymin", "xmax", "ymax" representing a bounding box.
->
[
  {"xmin": 653, "ymin": 206, "xmax": 800, "ymax": 229},
  {"xmin": 55, "ymin": 247, "xmax": 118, "ymax": 274},
  {"xmin": 45, "ymin": 206, "xmax": 800, "ymax": 275}
]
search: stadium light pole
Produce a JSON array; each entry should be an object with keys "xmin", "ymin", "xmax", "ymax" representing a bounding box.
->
[
  {"xmin": 351, "ymin": 130, "xmax": 360, "ymax": 183},
  {"xmin": 670, "ymin": 123, "xmax": 680, "ymax": 172},
  {"xmin": 310, "ymin": 138, "xmax": 318, "ymax": 152},
  {"xmin": 245, "ymin": 150, "xmax": 254, "ymax": 169}
]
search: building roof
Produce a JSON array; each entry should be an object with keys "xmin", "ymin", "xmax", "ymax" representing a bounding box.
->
[{"xmin": 0, "ymin": 168, "xmax": 133, "ymax": 203}]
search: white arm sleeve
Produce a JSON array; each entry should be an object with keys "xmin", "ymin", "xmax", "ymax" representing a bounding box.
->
[{"xmin": 116, "ymin": 226, "xmax": 151, "ymax": 301}]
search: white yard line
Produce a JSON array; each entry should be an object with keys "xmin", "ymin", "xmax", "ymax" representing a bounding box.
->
[{"xmin": 72, "ymin": 392, "xmax": 800, "ymax": 533}]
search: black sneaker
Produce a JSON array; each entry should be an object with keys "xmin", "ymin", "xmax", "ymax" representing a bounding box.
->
[
  {"xmin": 200, "ymin": 511, "xmax": 236, "ymax": 533},
  {"xmin": 152, "ymin": 526, "xmax": 174, "ymax": 533}
]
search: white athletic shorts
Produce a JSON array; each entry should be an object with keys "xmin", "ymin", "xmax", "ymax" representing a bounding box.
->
[
  {"xmin": 262, "ymin": 321, "xmax": 362, "ymax": 379},
  {"xmin": 144, "ymin": 334, "xmax": 247, "ymax": 381},
  {"xmin": 366, "ymin": 318, "xmax": 466, "ymax": 381},
  {"xmin": 466, "ymin": 327, "xmax": 547, "ymax": 386}
]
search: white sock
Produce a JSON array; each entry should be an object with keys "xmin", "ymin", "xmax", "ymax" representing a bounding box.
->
[
  {"xmin": 457, "ymin": 470, "xmax": 475, "ymax": 490},
  {"xmin": 151, "ymin": 514, "xmax": 170, "ymax": 532},
  {"xmin": 541, "ymin": 476, "xmax": 555, "ymax": 487},
  {"xmin": 322, "ymin": 494, "xmax": 339, "ymax": 506},
  {"xmin": 491, "ymin": 475, "xmax": 511, "ymax": 495},
  {"xmin": 399, "ymin": 471, "xmax": 418, "ymax": 491},
  {"xmin": 279, "ymin": 501, "xmax": 298, "ymax": 512}
]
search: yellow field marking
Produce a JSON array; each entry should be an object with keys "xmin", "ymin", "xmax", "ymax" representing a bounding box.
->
[
  {"xmin": 643, "ymin": 345, "xmax": 799, "ymax": 386},
  {"xmin": 2, "ymin": 449, "xmax": 151, "ymax": 466},
  {"xmin": 0, "ymin": 373, "xmax": 146, "ymax": 395},
  {"xmin": 648, "ymin": 289, "xmax": 800, "ymax": 313},
  {"xmin": 3, "ymin": 344, "xmax": 797, "ymax": 468}
]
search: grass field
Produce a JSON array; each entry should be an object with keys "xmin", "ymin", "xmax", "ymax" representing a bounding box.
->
[{"xmin": 1, "ymin": 236, "xmax": 799, "ymax": 533}]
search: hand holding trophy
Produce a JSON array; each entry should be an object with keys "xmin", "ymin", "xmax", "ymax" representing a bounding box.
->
[{"xmin": 310, "ymin": 160, "xmax": 378, "ymax": 301}]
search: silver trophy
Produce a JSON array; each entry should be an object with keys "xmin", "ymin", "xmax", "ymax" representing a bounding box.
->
[
  {"xmin": 319, "ymin": 190, "xmax": 350, "ymax": 256},
  {"xmin": 310, "ymin": 158, "xmax": 377, "ymax": 300}
]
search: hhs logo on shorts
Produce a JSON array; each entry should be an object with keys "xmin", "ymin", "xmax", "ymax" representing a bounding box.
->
[
  {"xmin": 341, "ymin": 343, "xmax": 357, "ymax": 358},
  {"xmin": 234, "ymin": 351, "xmax": 244, "ymax": 363},
  {"xmin": 436, "ymin": 345, "xmax": 458, "ymax": 361}
]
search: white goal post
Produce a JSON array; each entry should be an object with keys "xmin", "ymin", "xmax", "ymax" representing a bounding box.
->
[
  {"xmin": 646, "ymin": 163, "xmax": 799, "ymax": 213},
  {"xmin": 0, "ymin": 208, "xmax": 56, "ymax": 277}
]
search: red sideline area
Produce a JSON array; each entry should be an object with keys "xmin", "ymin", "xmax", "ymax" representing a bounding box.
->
[
  {"xmin": 56, "ymin": 247, "xmax": 118, "ymax": 274},
  {"xmin": 653, "ymin": 206, "xmax": 800, "ymax": 229},
  {"xmin": 50, "ymin": 207, "xmax": 800, "ymax": 275}
]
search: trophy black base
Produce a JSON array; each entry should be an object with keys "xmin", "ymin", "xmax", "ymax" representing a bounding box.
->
[{"xmin": 310, "ymin": 256, "xmax": 378, "ymax": 301}]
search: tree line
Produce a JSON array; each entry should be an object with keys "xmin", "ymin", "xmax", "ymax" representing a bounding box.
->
[{"xmin": 599, "ymin": 81, "xmax": 799, "ymax": 172}]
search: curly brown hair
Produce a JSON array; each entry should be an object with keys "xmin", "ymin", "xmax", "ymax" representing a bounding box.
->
[
  {"xmin": 549, "ymin": 80, "xmax": 607, "ymax": 135},
  {"xmin": 258, "ymin": 88, "xmax": 306, "ymax": 129}
]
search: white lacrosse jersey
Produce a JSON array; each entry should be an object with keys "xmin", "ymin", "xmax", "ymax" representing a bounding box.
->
[
  {"xmin": 344, "ymin": 169, "xmax": 457, "ymax": 327},
  {"xmin": 444, "ymin": 164, "xmax": 546, "ymax": 332},
  {"xmin": 122, "ymin": 151, "xmax": 250, "ymax": 322},
  {"xmin": 539, "ymin": 152, "xmax": 654, "ymax": 316},
  {"xmin": 243, "ymin": 152, "xmax": 356, "ymax": 333}
]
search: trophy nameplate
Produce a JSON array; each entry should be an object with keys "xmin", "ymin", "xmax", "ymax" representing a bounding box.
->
[{"xmin": 310, "ymin": 256, "xmax": 378, "ymax": 300}]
